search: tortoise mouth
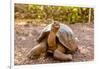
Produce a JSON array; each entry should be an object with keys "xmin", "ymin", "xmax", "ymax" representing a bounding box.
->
[{"xmin": 54, "ymin": 25, "xmax": 60, "ymax": 29}]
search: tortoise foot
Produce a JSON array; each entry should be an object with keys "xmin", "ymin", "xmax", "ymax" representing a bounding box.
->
[{"xmin": 54, "ymin": 50, "xmax": 72, "ymax": 61}]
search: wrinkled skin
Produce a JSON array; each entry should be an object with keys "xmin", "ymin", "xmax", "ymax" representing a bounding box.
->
[
  {"xmin": 27, "ymin": 40, "xmax": 73, "ymax": 61},
  {"xmin": 54, "ymin": 42, "xmax": 72, "ymax": 61},
  {"xmin": 26, "ymin": 39, "xmax": 47, "ymax": 59}
]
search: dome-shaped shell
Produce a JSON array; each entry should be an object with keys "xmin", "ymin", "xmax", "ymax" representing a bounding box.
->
[{"xmin": 37, "ymin": 23, "xmax": 78, "ymax": 52}]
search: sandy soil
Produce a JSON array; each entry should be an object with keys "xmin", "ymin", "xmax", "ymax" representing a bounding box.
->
[{"xmin": 14, "ymin": 22, "xmax": 94, "ymax": 65}]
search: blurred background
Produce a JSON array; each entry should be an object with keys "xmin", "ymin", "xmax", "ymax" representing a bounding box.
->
[{"xmin": 15, "ymin": 4, "xmax": 94, "ymax": 25}]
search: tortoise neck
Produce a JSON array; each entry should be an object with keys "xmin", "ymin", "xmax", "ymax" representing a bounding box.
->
[
  {"xmin": 51, "ymin": 28, "xmax": 59, "ymax": 34},
  {"xmin": 50, "ymin": 30, "xmax": 58, "ymax": 34}
]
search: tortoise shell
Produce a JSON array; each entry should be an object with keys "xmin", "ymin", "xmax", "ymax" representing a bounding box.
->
[{"xmin": 37, "ymin": 23, "xmax": 78, "ymax": 52}]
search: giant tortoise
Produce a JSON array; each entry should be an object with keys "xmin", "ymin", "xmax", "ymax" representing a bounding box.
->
[{"xmin": 27, "ymin": 21, "xmax": 79, "ymax": 61}]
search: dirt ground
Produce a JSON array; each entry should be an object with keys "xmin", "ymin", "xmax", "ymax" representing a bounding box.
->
[{"xmin": 14, "ymin": 22, "xmax": 94, "ymax": 65}]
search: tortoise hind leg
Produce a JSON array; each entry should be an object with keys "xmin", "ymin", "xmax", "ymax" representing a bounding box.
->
[
  {"xmin": 53, "ymin": 43, "xmax": 72, "ymax": 61},
  {"xmin": 26, "ymin": 39, "xmax": 47, "ymax": 59}
]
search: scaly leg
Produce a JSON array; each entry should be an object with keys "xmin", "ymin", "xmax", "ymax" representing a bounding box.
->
[
  {"xmin": 26, "ymin": 39, "xmax": 47, "ymax": 59},
  {"xmin": 54, "ymin": 43, "xmax": 72, "ymax": 61}
]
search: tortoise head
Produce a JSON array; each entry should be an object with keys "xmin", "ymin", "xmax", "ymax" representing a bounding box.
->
[{"xmin": 51, "ymin": 21, "xmax": 60, "ymax": 33}]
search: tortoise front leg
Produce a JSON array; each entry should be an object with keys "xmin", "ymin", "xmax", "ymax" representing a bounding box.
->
[
  {"xmin": 26, "ymin": 39, "xmax": 47, "ymax": 59},
  {"xmin": 53, "ymin": 44, "xmax": 72, "ymax": 61}
]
